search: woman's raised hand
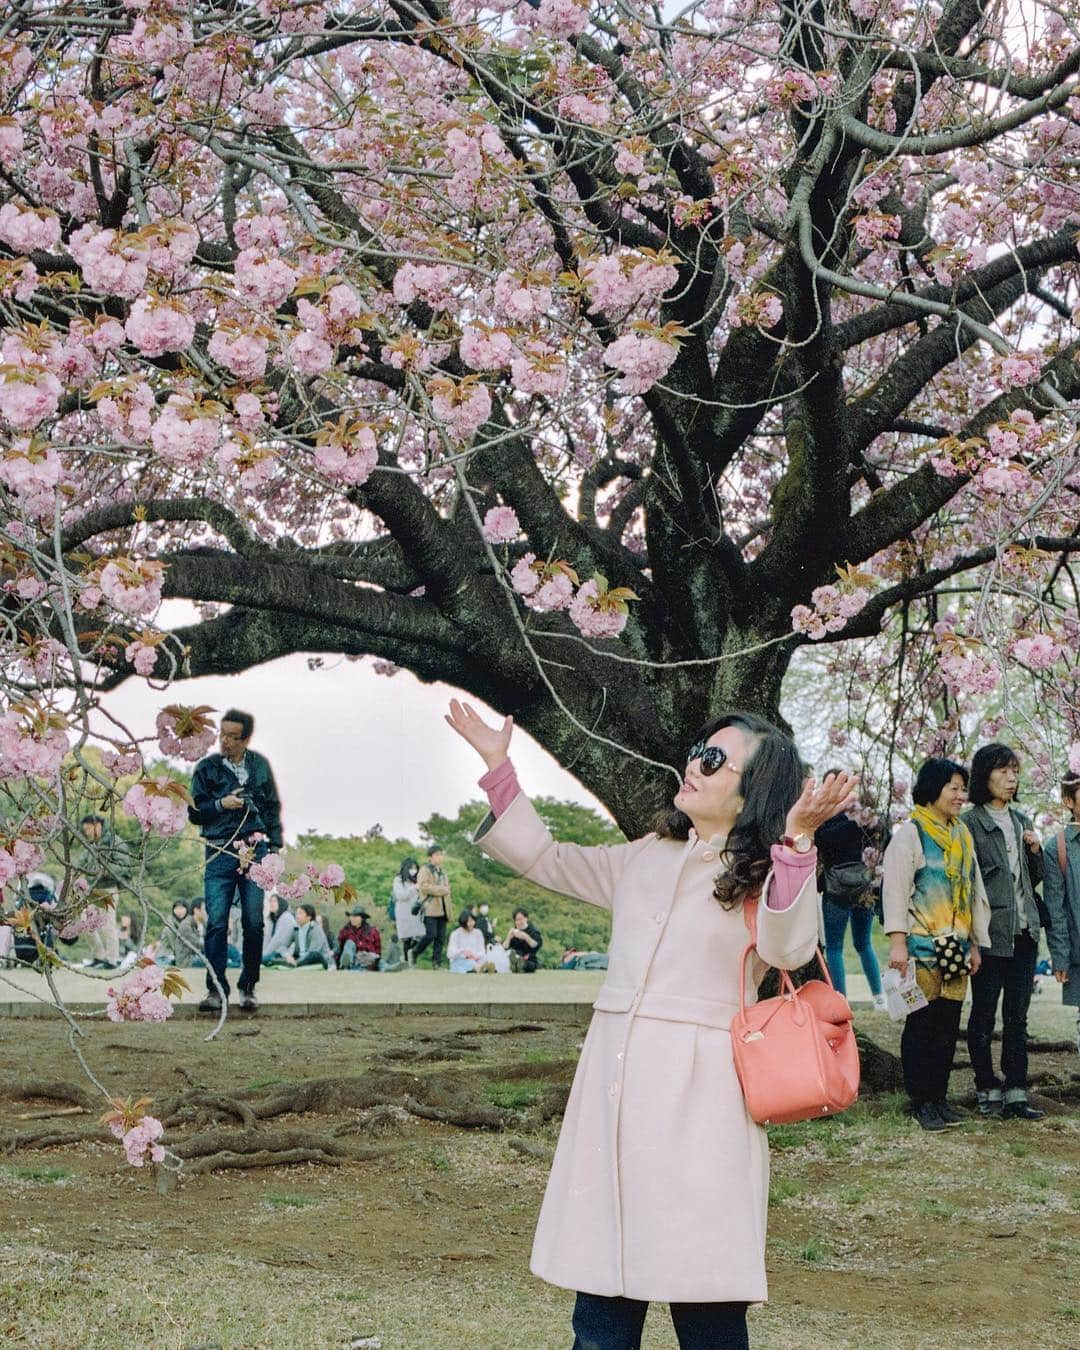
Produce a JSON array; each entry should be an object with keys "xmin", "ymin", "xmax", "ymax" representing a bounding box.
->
[
  {"xmin": 445, "ymin": 699, "xmax": 513, "ymax": 770},
  {"xmin": 784, "ymin": 770, "xmax": 859, "ymax": 841}
]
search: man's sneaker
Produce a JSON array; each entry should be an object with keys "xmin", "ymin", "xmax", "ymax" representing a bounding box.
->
[
  {"xmin": 237, "ymin": 989, "xmax": 259, "ymax": 1011},
  {"xmin": 871, "ymin": 993, "xmax": 887, "ymax": 1012},
  {"xmin": 198, "ymin": 993, "xmax": 223, "ymax": 1014},
  {"xmin": 937, "ymin": 1101, "xmax": 965, "ymax": 1126},
  {"xmin": 914, "ymin": 1102, "xmax": 948, "ymax": 1132},
  {"xmin": 975, "ymin": 1088, "xmax": 1004, "ymax": 1119}
]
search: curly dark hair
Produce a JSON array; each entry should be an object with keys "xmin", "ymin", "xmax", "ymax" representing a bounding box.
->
[{"xmin": 654, "ymin": 711, "xmax": 806, "ymax": 909}]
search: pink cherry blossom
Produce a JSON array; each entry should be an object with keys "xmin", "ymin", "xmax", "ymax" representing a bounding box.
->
[
  {"xmin": 124, "ymin": 296, "xmax": 196, "ymax": 357},
  {"xmin": 247, "ymin": 852, "xmax": 285, "ymax": 891},
  {"xmin": 0, "ymin": 708, "xmax": 69, "ymax": 780},
  {"xmin": 156, "ymin": 707, "xmax": 216, "ymax": 762},
  {"xmin": 123, "ymin": 780, "xmax": 188, "ymax": 836},
  {"xmin": 318, "ymin": 864, "xmax": 345, "ymax": 887},
  {"xmin": 602, "ymin": 333, "xmax": 678, "ymax": 395},
  {"xmin": 60, "ymin": 904, "xmax": 110, "ymax": 940},
  {"xmin": 124, "ymin": 639, "xmax": 159, "ymax": 677},
  {"xmin": 106, "ymin": 963, "xmax": 174, "ymax": 1023},
  {"xmin": 569, "ymin": 580, "xmax": 628, "ymax": 638},
  {"xmin": 68, "ymin": 226, "xmax": 149, "ymax": 299},
  {"xmin": 208, "ymin": 329, "xmax": 269, "ymax": 381},
  {"xmin": 999, "ymin": 352, "xmax": 1042, "ymax": 389},
  {"xmin": 536, "ymin": 0, "xmax": 589, "ymax": 38},
  {"xmin": 510, "ymin": 553, "xmax": 539, "ymax": 595},
  {"xmin": 288, "ymin": 329, "xmax": 335, "ymax": 375},
  {"xmin": 482, "ymin": 506, "xmax": 521, "ymax": 544},
  {"xmin": 460, "ymin": 325, "xmax": 513, "ymax": 371},
  {"xmin": 0, "ymin": 367, "xmax": 62, "ymax": 430},
  {"xmin": 428, "ymin": 378, "xmax": 491, "ymax": 441},
  {"xmin": 0, "ymin": 203, "xmax": 61, "ymax": 253},
  {"xmin": 234, "ymin": 247, "xmax": 297, "ymax": 308},
  {"xmin": 314, "ymin": 423, "xmax": 378, "ymax": 487},
  {"xmin": 530, "ymin": 572, "xmax": 574, "ymax": 612},
  {"xmin": 1069, "ymin": 743, "xmax": 1080, "ymax": 776},
  {"xmin": 100, "ymin": 559, "xmax": 165, "ymax": 618},
  {"xmin": 121, "ymin": 1114, "xmax": 166, "ymax": 1168},
  {"xmin": 1011, "ymin": 635, "xmax": 1062, "ymax": 671},
  {"xmin": 150, "ymin": 396, "xmax": 222, "ymax": 469}
]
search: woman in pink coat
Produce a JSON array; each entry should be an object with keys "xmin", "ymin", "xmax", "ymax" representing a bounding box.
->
[{"xmin": 446, "ymin": 700, "xmax": 856, "ymax": 1350}]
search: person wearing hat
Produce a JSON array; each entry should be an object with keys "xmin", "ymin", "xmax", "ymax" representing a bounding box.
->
[
  {"xmin": 412, "ymin": 844, "xmax": 452, "ymax": 968},
  {"xmin": 336, "ymin": 904, "xmax": 382, "ymax": 971}
]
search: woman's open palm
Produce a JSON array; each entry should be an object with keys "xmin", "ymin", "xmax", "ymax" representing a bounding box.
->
[
  {"xmin": 445, "ymin": 699, "xmax": 513, "ymax": 768},
  {"xmin": 785, "ymin": 771, "xmax": 859, "ymax": 839}
]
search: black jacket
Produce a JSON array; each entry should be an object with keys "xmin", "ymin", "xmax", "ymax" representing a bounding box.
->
[{"xmin": 191, "ymin": 750, "xmax": 283, "ymax": 851}]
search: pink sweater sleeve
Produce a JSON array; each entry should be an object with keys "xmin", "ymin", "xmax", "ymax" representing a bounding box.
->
[
  {"xmin": 765, "ymin": 844, "xmax": 817, "ymax": 910},
  {"xmin": 478, "ymin": 759, "xmax": 521, "ymax": 817}
]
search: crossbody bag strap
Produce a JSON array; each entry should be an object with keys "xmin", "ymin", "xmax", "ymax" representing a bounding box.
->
[{"xmin": 1059, "ymin": 830, "xmax": 1068, "ymax": 877}]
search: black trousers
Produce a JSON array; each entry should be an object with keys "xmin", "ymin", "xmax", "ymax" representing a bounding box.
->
[
  {"xmin": 412, "ymin": 916, "xmax": 448, "ymax": 967},
  {"xmin": 967, "ymin": 932, "xmax": 1038, "ymax": 1091},
  {"xmin": 571, "ymin": 1293, "xmax": 748, "ymax": 1350},
  {"xmin": 901, "ymin": 993, "xmax": 964, "ymax": 1108}
]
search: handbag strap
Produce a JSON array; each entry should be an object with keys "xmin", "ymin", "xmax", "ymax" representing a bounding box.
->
[
  {"xmin": 1058, "ymin": 830, "xmax": 1068, "ymax": 877},
  {"xmin": 738, "ymin": 893, "xmax": 834, "ymax": 1018}
]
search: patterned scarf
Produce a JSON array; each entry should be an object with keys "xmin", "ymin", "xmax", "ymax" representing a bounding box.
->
[{"xmin": 910, "ymin": 806, "xmax": 974, "ymax": 917}]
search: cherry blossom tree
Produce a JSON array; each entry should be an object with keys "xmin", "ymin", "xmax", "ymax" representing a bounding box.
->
[{"xmin": 2, "ymin": 0, "xmax": 1079, "ymax": 864}]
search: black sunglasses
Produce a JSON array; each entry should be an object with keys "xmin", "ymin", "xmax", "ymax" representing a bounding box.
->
[{"xmin": 686, "ymin": 740, "xmax": 742, "ymax": 777}]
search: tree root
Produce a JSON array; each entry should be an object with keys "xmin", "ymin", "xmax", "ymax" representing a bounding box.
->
[
  {"xmin": 182, "ymin": 1147, "xmax": 345, "ymax": 1176},
  {"xmin": 4, "ymin": 1125, "xmax": 107, "ymax": 1153},
  {"xmin": 403, "ymin": 1095, "xmax": 509, "ymax": 1129},
  {"xmin": 507, "ymin": 1135, "xmax": 553, "ymax": 1161},
  {"xmin": 161, "ymin": 1091, "xmax": 257, "ymax": 1129},
  {"xmin": 169, "ymin": 1126, "xmax": 352, "ymax": 1161},
  {"xmin": 2, "ymin": 1079, "xmax": 96, "ymax": 1111},
  {"xmin": 854, "ymin": 1032, "xmax": 904, "ymax": 1094}
]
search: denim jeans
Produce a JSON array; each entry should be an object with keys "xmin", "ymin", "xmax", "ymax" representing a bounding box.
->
[
  {"xmin": 967, "ymin": 931, "xmax": 1039, "ymax": 1091},
  {"xmin": 822, "ymin": 898, "xmax": 882, "ymax": 997},
  {"xmin": 203, "ymin": 841, "xmax": 266, "ymax": 999},
  {"xmin": 571, "ymin": 1293, "xmax": 748, "ymax": 1350}
]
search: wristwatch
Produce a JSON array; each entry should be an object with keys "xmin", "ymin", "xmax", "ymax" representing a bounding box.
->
[{"xmin": 780, "ymin": 833, "xmax": 814, "ymax": 854}]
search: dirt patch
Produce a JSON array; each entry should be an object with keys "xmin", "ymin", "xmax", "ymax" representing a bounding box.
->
[{"xmin": 1, "ymin": 1013, "xmax": 1079, "ymax": 1348}]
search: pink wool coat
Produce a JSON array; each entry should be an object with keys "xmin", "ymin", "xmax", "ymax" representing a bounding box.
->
[{"xmin": 476, "ymin": 792, "xmax": 821, "ymax": 1303}]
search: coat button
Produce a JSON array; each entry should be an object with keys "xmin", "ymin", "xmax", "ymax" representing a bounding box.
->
[
  {"xmin": 702, "ymin": 850, "xmax": 715, "ymax": 861},
  {"xmin": 609, "ymin": 1082, "xmax": 619, "ymax": 1096},
  {"xmin": 654, "ymin": 911, "xmax": 666, "ymax": 924}
]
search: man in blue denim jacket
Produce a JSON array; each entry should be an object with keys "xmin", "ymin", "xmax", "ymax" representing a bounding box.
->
[{"xmin": 191, "ymin": 709, "xmax": 282, "ymax": 1013}]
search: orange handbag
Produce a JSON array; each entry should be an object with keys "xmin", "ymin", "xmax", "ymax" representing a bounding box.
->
[{"xmin": 730, "ymin": 898, "xmax": 860, "ymax": 1125}]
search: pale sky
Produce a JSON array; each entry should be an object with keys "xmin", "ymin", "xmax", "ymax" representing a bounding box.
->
[{"xmin": 100, "ymin": 652, "xmax": 610, "ymax": 844}]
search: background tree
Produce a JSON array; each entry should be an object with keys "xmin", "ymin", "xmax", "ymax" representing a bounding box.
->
[{"xmin": 2, "ymin": 0, "xmax": 1079, "ymax": 845}]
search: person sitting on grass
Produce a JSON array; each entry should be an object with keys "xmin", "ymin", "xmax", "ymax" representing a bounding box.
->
[
  {"xmin": 448, "ymin": 910, "xmax": 490, "ymax": 973},
  {"xmin": 337, "ymin": 906, "xmax": 382, "ymax": 970},
  {"xmin": 275, "ymin": 902, "xmax": 333, "ymax": 968},
  {"xmin": 261, "ymin": 893, "xmax": 296, "ymax": 965},
  {"xmin": 504, "ymin": 907, "xmax": 543, "ymax": 972},
  {"xmin": 167, "ymin": 900, "xmax": 207, "ymax": 968}
]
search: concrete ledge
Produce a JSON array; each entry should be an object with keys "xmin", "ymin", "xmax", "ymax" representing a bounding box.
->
[{"xmin": 0, "ymin": 1000, "xmax": 593, "ymax": 1021}]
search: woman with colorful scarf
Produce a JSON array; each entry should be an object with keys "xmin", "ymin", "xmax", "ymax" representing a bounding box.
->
[{"xmin": 882, "ymin": 758, "xmax": 992, "ymax": 1132}]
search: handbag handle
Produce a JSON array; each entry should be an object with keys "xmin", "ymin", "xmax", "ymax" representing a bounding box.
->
[{"xmin": 738, "ymin": 895, "xmax": 835, "ymax": 1019}]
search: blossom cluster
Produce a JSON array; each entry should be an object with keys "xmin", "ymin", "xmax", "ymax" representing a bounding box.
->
[
  {"xmin": 106, "ymin": 963, "xmax": 174, "ymax": 1024},
  {"xmin": 108, "ymin": 1113, "xmax": 166, "ymax": 1168}
]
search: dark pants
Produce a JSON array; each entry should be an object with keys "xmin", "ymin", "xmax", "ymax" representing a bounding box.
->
[
  {"xmin": 571, "ymin": 1293, "xmax": 748, "ymax": 1350},
  {"xmin": 967, "ymin": 932, "xmax": 1038, "ymax": 1091},
  {"xmin": 900, "ymin": 992, "xmax": 963, "ymax": 1108},
  {"xmin": 412, "ymin": 915, "xmax": 448, "ymax": 967},
  {"xmin": 204, "ymin": 843, "xmax": 266, "ymax": 1000}
]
